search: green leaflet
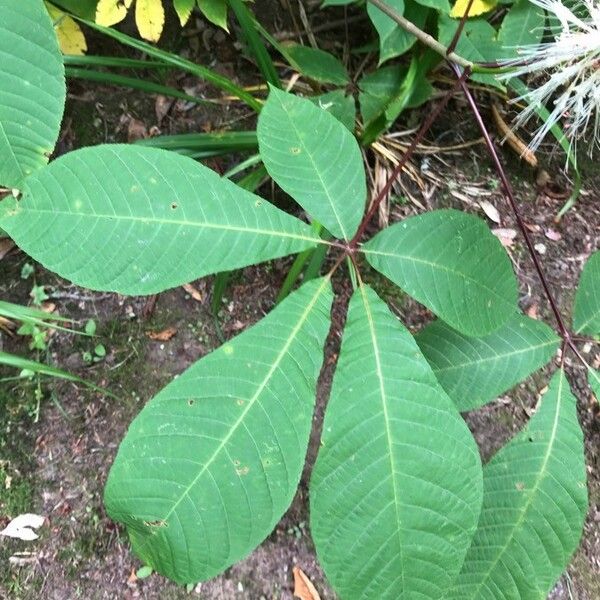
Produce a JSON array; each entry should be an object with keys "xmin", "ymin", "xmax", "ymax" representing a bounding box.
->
[
  {"xmin": 437, "ymin": 15, "xmax": 503, "ymax": 88},
  {"xmin": 363, "ymin": 209, "xmax": 518, "ymax": 337},
  {"xmin": 105, "ymin": 277, "xmax": 333, "ymax": 583},
  {"xmin": 310, "ymin": 90, "xmax": 356, "ymax": 132},
  {"xmin": 283, "ymin": 44, "xmax": 349, "ymax": 85},
  {"xmin": 573, "ymin": 250, "xmax": 600, "ymax": 336},
  {"xmin": 367, "ymin": 0, "xmax": 429, "ymax": 64},
  {"xmin": 311, "ymin": 285, "xmax": 482, "ymax": 599},
  {"xmin": 0, "ymin": 145, "xmax": 322, "ymax": 295},
  {"xmin": 0, "ymin": 0, "xmax": 65, "ymax": 187},
  {"xmin": 417, "ymin": 314, "xmax": 560, "ymax": 410},
  {"xmin": 257, "ymin": 87, "xmax": 366, "ymax": 241},
  {"xmin": 498, "ymin": 0, "xmax": 546, "ymax": 55},
  {"xmin": 449, "ymin": 369, "xmax": 588, "ymax": 599}
]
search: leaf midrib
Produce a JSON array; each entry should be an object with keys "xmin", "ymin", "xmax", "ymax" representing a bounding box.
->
[
  {"xmin": 363, "ymin": 247, "xmax": 513, "ymax": 307},
  {"xmin": 359, "ymin": 285, "xmax": 406, "ymax": 592},
  {"xmin": 277, "ymin": 96, "xmax": 349, "ymax": 240},
  {"xmin": 156, "ymin": 276, "xmax": 331, "ymax": 524},
  {"xmin": 8, "ymin": 205, "xmax": 326, "ymax": 245},
  {"xmin": 461, "ymin": 369, "xmax": 565, "ymax": 599},
  {"xmin": 429, "ymin": 340, "xmax": 558, "ymax": 374}
]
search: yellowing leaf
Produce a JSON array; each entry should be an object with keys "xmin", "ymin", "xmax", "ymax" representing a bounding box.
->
[
  {"xmin": 96, "ymin": 0, "xmax": 133, "ymax": 26},
  {"xmin": 450, "ymin": 0, "xmax": 497, "ymax": 18},
  {"xmin": 136, "ymin": 0, "xmax": 165, "ymax": 41},
  {"xmin": 45, "ymin": 2, "xmax": 87, "ymax": 55},
  {"xmin": 173, "ymin": 0, "xmax": 195, "ymax": 25}
]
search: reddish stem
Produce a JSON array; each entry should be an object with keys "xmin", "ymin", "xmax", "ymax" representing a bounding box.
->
[
  {"xmin": 348, "ymin": 68, "xmax": 471, "ymax": 249},
  {"xmin": 449, "ymin": 62, "xmax": 571, "ymax": 341}
]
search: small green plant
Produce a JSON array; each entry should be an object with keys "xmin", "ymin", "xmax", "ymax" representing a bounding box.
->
[{"xmin": 0, "ymin": 1, "xmax": 596, "ymax": 598}]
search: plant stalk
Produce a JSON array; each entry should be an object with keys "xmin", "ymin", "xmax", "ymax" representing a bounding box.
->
[{"xmin": 450, "ymin": 62, "xmax": 571, "ymax": 341}]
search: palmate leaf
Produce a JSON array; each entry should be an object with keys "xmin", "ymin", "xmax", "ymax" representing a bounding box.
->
[
  {"xmin": 363, "ymin": 209, "xmax": 518, "ymax": 337},
  {"xmin": 0, "ymin": 145, "xmax": 322, "ymax": 295},
  {"xmin": 0, "ymin": 0, "xmax": 66, "ymax": 188},
  {"xmin": 105, "ymin": 277, "xmax": 333, "ymax": 583},
  {"xmin": 417, "ymin": 314, "xmax": 560, "ymax": 411},
  {"xmin": 311, "ymin": 285, "xmax": 483, "ymax": 599},
  {"xmin": 449, "ymin": 369, "xmax": 588, "ymax": 599},
  {"xmin": 257, "ymin": 87, "xmax": 366, "ymax": 241},
  {"xmin": 573, "ymin": 250, "xmax": 600, "ymax": 336}
]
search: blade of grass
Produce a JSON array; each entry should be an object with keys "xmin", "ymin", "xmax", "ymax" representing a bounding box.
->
[
  {"xmin": 227, "ymin": 0, "xmax": 280, "ymax": 88},
  {"xmin": 223, "ymin": 153, "xmax": 262, "ymax": 178},
  {"xmin": 276, "ymin": 222, "xmax": 323, "ymax": 304},
  {"xmin": 64, "ymin": 55, "xmax": 167, "ymax": 69},
  {"xmin": 211, "ymin": 164, "xmax": 270, "ymax": 340},
  {"xmin": 66, "ymin": 67, "xmax": 215, "ymax": 105},
  {"xmin": 78, "ymin": 19, "xmax": 263, "ymax": 112},
  {"xmin": 134, "ymin": 131, "xmax": 258, "ymax": 154}
]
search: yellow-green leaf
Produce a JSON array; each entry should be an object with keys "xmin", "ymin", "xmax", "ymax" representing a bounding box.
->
[
  {"xmin": 450, "ymin": 0, "xmax": 497, "ymax": 18},
  {"xmin": 46, "ymin": 2, "xmax": 87, "ymax": 55},
  {"xmin": 95, "ymin": 0, "xmax": 133, "ymax": 26},
  {"xmin": 135, "ymin": 0, "xmax": 165, "ymax": 42},
  {"xmin": 173, "ymin": 0, "xmax": 195, "ymax": 25}
]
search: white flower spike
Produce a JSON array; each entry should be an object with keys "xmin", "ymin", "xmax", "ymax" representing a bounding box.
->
[{"xmin": 499, "ymin": 0, "xmax": 600, "ymax": 158}]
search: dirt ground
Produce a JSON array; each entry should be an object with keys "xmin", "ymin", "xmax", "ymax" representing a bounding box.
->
[{"xmin": 1, "ymin": 3, "xmax": 600, "ymax": 599}]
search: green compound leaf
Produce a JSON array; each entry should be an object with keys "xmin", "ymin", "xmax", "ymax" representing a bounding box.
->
[
  {"xmin": 311, "ymin": 285, "xmax": 483, "ymax": 600},
  {"xmin": 105, "ymin": 277, "xmax": 333, "ymax": 584},
  {"xmin": 449, "ymin": 369, "xmax": 588, "ymax": 599},
  {"xmin": 573, "ymin": 250, "xmax": 600, "ymax": 336},
  {"xmin": 0, "ymin": 145, "xmax": 322, "ymax": 295},
  {"xmin": 257, "ymin": 86, "xmax": 366, "ymax": 241},
  {"xmin": 0, "ymin": 0, "xmax": 66, "ymax": 188},
  {"xmin": 363, "ymin": 209, "xmax": 518, "ymax": 337},
  {"xmin": 417, "ymin": 314, "xmax": 560, "ymax": 411}
]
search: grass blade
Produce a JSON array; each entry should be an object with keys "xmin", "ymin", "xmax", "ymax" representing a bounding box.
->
[
  {"xmin": 227, "ymin": 0, "xmax": 280, "ymax": 88},
  {"xmin": 78, "ymin": 18, "xmax": 262, "ymax": 112}
]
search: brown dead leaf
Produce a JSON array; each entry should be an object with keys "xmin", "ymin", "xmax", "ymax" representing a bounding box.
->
[
  {"xmin": 145, "ymin": 327, "xmax": 177, "ymax": 341},
  {"xmin": 492, "ymin": 228, "xmax": 517, "ymax": 248},
  {"xmin": 293, "ymin": 567, "xmax": 321, "ymax": 600},
  {"xmin": 127, "ymin": 118, "xmax": 148, "ymax": 142},
  {"xmin": 155, "ymin": 94, "xmax": 174, "ymax": 124},
  {"xmin": 526, "ymin": 303, "xmax": 539, "ymax": 319},
  {"xmin": 479, "ymin": 200, "xmax": 501, "ymax": 224},
  {"xmin": 0, "ymin": 316, "xmax": 15, "ymax": 335},
  {"xmin": 0, "ymin": 238, "xmax": 15, "ymax": 261},
  {"xmin": 183, "ymin": 283, "xmax": 203, "ymax": 302},
  {"xmin": 40, "ymin": 302, "xmax": 56, "ymax": 314}
]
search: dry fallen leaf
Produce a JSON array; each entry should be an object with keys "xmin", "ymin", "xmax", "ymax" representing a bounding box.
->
[
  {"xmin": 146, "ymin": 327, "xmax": 177, "ymax": 341},
  {"xmin": 492, "ymin": 228, "xmax": 517, "ymax": 248},
  {"xmin": 127, "ymin": 118, "xmax": 148, "ymax": 142},
  {"xmin": 526, "ymin": 303, "xmax": 539, "ymax": 319},
  {"xmin": 155, "ymin": 94, "xmax": 174, "ymax": 124},
  {"xmin": 293, "ymin": 567, "xmax": 321, "ymax": 600},
  {"xmin": 183, "ymin": 283, "xmax": 203, "ymax": 302},
  {"xmin": 479, "ymin": 200, "xmax": 501, "ymax": 224},
  {"xmin": 1, "ymin": 514, "xmax": 45, "ymax": 541},
  {"xmin": 0, "ymin": 238, "xmax": 15, "ymax": 260}
]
